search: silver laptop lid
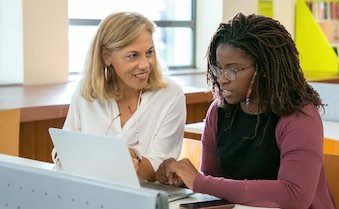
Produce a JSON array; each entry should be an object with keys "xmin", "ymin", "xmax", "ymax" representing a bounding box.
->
[{"xmin": 48, "ymin": 128, "xmax": 140, "ymax": 188}]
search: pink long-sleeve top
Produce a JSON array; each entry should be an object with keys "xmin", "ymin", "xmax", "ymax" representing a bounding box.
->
[{"xmin": 193, "ymin": 99, "xmax": 336, "ymax": 209}]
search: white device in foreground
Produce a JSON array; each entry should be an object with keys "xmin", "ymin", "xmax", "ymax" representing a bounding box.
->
[{"xmin": 0, "ymin": 154, "xmax": 168, "ymax": 209}]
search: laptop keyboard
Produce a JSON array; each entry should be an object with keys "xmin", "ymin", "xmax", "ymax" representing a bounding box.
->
[{"xmin": 139, "ymin": 180, "xmax": 194, "ymax": 202}]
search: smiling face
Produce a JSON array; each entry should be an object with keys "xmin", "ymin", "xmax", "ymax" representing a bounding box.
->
[
  {"xmin": 215, "ymin": 44, "xmax": 256, "ymax": 105},
  {"xmin": 102, "ymin": 30, "xmax": 155, "ymax": 92}
]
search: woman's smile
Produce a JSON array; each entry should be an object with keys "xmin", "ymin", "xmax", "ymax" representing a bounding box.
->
[{"xmin": 134, "ymin": 71, "xmax": 149, "ymax": 80}]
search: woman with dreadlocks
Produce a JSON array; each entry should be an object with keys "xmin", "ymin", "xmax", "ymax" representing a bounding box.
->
[{"xmin": 155, "ymin": 13, "xmax": 336, "ymax": 209}]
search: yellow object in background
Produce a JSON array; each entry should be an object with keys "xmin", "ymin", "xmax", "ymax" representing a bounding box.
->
[
  {"xmin": 295, "ymin": 0, "xmax": 338, "ymax": 77},
  {"xmin": 258, "ymin": 0, "xmax": 273, "ymax": 18}
]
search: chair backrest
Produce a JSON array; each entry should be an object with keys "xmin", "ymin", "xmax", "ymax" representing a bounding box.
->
[
  {"xmin": 179, "ymin": 138, "xmax": 202, "ymax": 169},
  {"xmin": 323, "ymin": 153, "xmax": 339, "ymax": 208},
  {"xmin": 0, "ymin": 109, "xmax": 20, "ymax": 156},
  {"xmin": 324, "ymin": 138, "xmax": 339, "ymax": 155},
  {"xmin": 323, "ymin": 138, "xmax": 339, "ymax": 207}
]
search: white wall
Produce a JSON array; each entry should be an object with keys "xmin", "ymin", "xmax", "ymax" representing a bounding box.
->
[
  {"xmin": 0, "ymin": 0, "xmax": 23, "ymax": 84},
  {"xmin": 196, "ymin": 0, "xmax": 296, "ymax": 70},
  {"xmin": 223, "ymin": 0, "xmax": 258, "ymax": 22},
  {"xmin": 22, "ymin": 0, "xmax": 68, "ymax": 85},
  {"xmin": 223, "ymin": 0, "xmax": 295, "ymax": 38},
  {"xmin": 274, "ymin": 0, "xmax": 295, "ymax": 39},
  {"xmin": 0, "ymin": 0, "xmax": 68, "ymax": 85},
  {"xmin": 195, "ymin": 0, "xmax": 223, "ymax": 70}
]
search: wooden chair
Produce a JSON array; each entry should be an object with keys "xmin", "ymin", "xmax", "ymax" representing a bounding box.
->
[
  {"xmin": 0, "ymin": 109, "xmax": 20, "ymax": 156},
  {"xmin": 324, "ymin": 154, "xmax": 339, "ymax": 208},
  {"xmin": 323, "ymin": 138, "xmax": 339, "ymax": 208},
  {"xmin": 179, "ymin": 138, "xmax": 202, "ymax": 169},
  {"xmin": 324, "ymin": 138, "xmax": 339, "ymax": 156}
]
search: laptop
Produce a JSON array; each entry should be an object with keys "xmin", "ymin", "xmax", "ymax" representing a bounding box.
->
[{"xmin": 48, "ymin": 128, "xmax": 194, "ymax": 202}]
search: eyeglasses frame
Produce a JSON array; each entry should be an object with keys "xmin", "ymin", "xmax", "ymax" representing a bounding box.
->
[{"xmin": 210, "ymin": 63, "xmax": 255, "ymax": 81}]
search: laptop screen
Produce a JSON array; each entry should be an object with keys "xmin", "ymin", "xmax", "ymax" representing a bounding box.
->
[{"xmin": 48, "ymin": 128, "xmax": 140, "ymax": 188}]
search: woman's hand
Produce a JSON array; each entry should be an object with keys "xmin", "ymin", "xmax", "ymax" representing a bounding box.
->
[
  {"xmin": 155, "ymin": 158, "xmax": 184, "ymax": 187},
  {"xmin": 166, "ymin": 158, "xmax": 198, "ymax": 190}
]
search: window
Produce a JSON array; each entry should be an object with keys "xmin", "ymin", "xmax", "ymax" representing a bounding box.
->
[{"xmin": 68, "ymin": 0, "xmax": 196, "ymax": 74}]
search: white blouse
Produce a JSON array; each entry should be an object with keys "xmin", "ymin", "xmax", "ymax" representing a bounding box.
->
[{"xmin": 63, "ymin": 77, "xmax": 187, "ymax": 170}]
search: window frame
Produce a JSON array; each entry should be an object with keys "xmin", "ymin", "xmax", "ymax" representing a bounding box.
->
[{"xmin": 68, "ymin": 0, "xmax": 197, "ymax": 74}]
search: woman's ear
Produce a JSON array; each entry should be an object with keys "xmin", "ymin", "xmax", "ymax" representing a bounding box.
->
[{"xmin": 101, "ymin": 47, "xmax": 111, "ymax": 66}]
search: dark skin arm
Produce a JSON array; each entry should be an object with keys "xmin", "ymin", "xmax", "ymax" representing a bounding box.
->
[{"xmin": 165, "ymin": 158, "xmax": 198, "ymax": 189}]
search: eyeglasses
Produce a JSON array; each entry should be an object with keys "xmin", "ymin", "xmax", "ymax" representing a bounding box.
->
[{"xmin": 210, "ymin": 63, "xmax": 255, "ymax": 81}]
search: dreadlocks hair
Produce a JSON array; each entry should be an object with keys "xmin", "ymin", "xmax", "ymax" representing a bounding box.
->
[{"xmin": 206, "ymin": 13, "xmax": 324, "ymax": 116}]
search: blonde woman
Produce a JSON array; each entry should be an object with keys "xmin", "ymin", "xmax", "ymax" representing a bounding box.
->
[{"xmin": 52, "ymin": 12, "xmax": 186, "ymax": 181}]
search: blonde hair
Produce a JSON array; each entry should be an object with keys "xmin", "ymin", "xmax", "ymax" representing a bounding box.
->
[{"xmin": 81, "ymin": 12, "xmax": 167, "ymax": 101}]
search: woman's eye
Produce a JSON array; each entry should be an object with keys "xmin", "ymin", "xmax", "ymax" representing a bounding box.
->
[
  {"xmin": 146, "ymin": 49, "xmax": 154, "ymax": 57},
  {"xmin": 127, "ymin": 53, "xmax": 137, "ymax": 59}
]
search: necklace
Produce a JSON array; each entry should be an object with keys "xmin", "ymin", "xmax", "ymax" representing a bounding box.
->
[
  {"xmin": 106, "ymin": 90, "xmax": 142, "ymax": 135},
  {"xmin": 129, "ymin": 89, "xmax": 142, "ymax": 113},
  {"xmin": 124, "ymin": 89, "xmax": 142, "ymax": 114}
]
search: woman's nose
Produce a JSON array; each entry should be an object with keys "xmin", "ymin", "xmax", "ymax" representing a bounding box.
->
[
  {"xmin": 218, "ymin": 74, "xmax": 231, "ymax": 84},
  {"xmin": 138, "ymin": 57, "xmax": 151, "ymax": 69}
]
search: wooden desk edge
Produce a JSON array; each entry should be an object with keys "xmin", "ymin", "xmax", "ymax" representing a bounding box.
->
[
  {"xmin": 3, "ymin": 73, "xmax": 339, "ymax": 123},
  {"xmin": 18, "ymin": 91, "xmax": 213, "ymax": 122},
  {"xmin": 20, "ymin": 105, "xmax": 70, "ymax": 122}
]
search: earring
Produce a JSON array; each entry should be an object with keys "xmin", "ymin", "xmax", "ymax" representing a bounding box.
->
[
  {"xmin": 104, "ymin": 66, "xmax": 108, "ymax": 81},
  {"xmin": 246, "ymin": 97, "xmax": 250, "ymax": 107},
  {"xmin": 245, "ymin": 71, "xmax": 257, "ymax": 108}
]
